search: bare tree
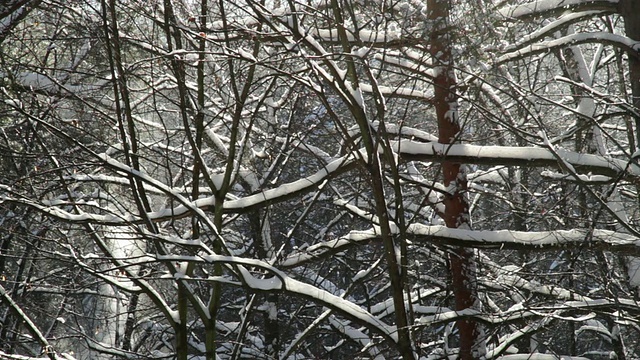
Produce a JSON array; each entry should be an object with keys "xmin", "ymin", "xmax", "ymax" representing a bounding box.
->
[{"xmin": 2, "ymin": 0, "xmax": 640, "ymax": 359}]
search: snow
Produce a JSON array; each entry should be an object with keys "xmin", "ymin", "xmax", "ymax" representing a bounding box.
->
[
  {"xmin": 9, "ymin": 140, "xmax": 640, "ymax": 262},
  {"xmin": 540, "ymin": 170, "xmax": 611, "ymax": 183},
  {"xmin": 313, "ymin": 27, "xmax": 402, "ymax": 44},
  {"xmin": 221, "ymin": 151, "xmax": 361, "ymax": 211},
  {"xmin": 576, "ymin": 319, "xmax": 613, "ymax": 340},
  {"xmin": 395, "ymin": 140, "xmax": 640, "ymax": 181},
  {"xmin": 499, "ymin": 0, "xmax": 618, "ymax": 18},
  {"xmin": 352, "ymin": 258, "xmax": 381, "ymax": 283},
  {"xmin": 0, "ymin": 351, "xmax": 77, "ymax": 360},
  {"xmin": 352, "ymin": 46, "xmax": 370, "ymax": 58},
  {"xmin": 406, "ymin": 224, "xmax": 638, "ymax": 249},
  {"xmin": 98, "ymin": 154, "xmax": 224, "ymax": 241},
  {"xmin": 360, "ymin": 82, "xmax": 434, "ymax": 101},
  {"xmin": 327, "ymin": 316, "xmax": 384, "ymax": 360},
  {"xmin": 555, "ymin": 75, "xmax": 640, "ymax": 118},
  {"xmin": 468, "ymin": 166, "xmax": 508, "ymax": 184},
  {"xmin": 0, "ymin": 4, "xmax": 26, "ymax": 32},
  {"xmin": 1, "ymin": 71, "xmax": 105, "ymax": 95},
  {"xmin": 257, "ymin": 301, "xmax": 278, "ymax": 320},
  {"xmin": 299, "ymin": 269, "xmax": 343, "ymax": 295},
  {"xmin": 504, "ymin": 10, "xmax": 605, "ymax": 51},
  {"xmin": 211, "ymin": 172, "xmax": 225, "ymax": 190},
  {"xmin": 281, "ymin": 229, "xmax": 380, "ymax": 267},
  {"xmin": 496, "ymin": 355, "xmax": 590, "ymax": 360},
  {"xmin": 282, "ymin": 222, "xmax": 640, "ymax": 274},
  {"xmin": 627, "ymin": 258, "xmax": 640, "ymax": 287},
  {"xmin": 373, "ymin": 51, "xmax": 434, "ymax": 78},
  {"xmin": 171, "ymin": 254, "xmax": 401, "ymax": 343},
  {"xmin": 65, "ymin": 173, "xmax": 181, "ymax": 195},
  {"xmin": 351, "ymin": 85, "xmax": 366, "ymax": 109},
  {"xmin": 498, "ymin": 32, "xmax": 640, "ymax": 64},
  {"xmin": 237, "ymin": 48, "xmax": 257, "ymax": 62},
  {"xmin": 418, "ymin": 308, "xmax": 482, "ymax": 326},
  {"xmin": 490, "ymin": 265, "xmax": 590, "ymax": 302},
  {"xmin": 278, "ymin": 137, "xmax": 334, "ymax": 163},
  {"xmin": 0, "ymin": 284, "xmax": 58, "ymax": 359},
  {"xmin": 286, "ymin": 25, "xmax": 430, "ymax": 105},
  {"xmin": 3, "ymin": 98, "xmax": 22, "ymax": 108}
]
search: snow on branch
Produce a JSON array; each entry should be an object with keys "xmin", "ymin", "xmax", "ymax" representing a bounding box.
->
[
  {"xmin": 405, "ymin": 224, "xmax": 639, "ymax": 253},
  {"xmin": 499, "ymin": 0, "xmax": 618, "ymax": 19},
  {"xmin": 281, "ymin": 225, "xmax": 640, "ymax": 268},
  {"xmin": 416, "ymin": 297, "xmax": 637, "ymax": 329},
  {"xmin": 4, "ymin": 140, "xmax": 639, "ymax": 227},
  {"xmin": 554, "ymin": 75, "xmax": 640, "ymax": 118},
  {"xmin": 0, "ymin": 149, "xmax": 361, "ymax": 225},
  {"xmin": 0, "ymin": 351, "xmax": 76, "ymax": 360},
  {"xmin": 360, "ymin": 82, "xmax": 435, "ymax": 102},
  {"xmin": 1, "ymin": 71, "xmax": 107, "ymax": 95},
  {"xmin": 502, "ymin": 10, "xmax": 606, "ymax": 51},
  {"xmin": 0, "ymin": 284, "xmax": 59, "ymax": 360},
  {"xmin": 495, "ymin": 354, "xmax": 590, "ymax": 360},
  {"xmin": 313, "ymin": 27, "xmax": 403, "ymax": 46},
  {"xmin": 156, "ymin": 254, "xmax": 399, "ymax": 344},
  {"xmin": 497, "ymin": 32, "xmax": 640, "ymax": 64},
  {"xmin": 222, "ymin": 151, "xmax": 360, "ymax": 212},
  {"xmin": 280, "ymin": 229, "xmax": 382, "ymax": 268},
  {"xmin": 327, "ymin": 316, "xmax": 385, "ymax": 360},
  {"xmin": 396, "ymin": 141, "xmax": 640, "ymax": 182},
  {"xmin": 540, "ymin": 170, "xmax": 612, "ymax": 183}
]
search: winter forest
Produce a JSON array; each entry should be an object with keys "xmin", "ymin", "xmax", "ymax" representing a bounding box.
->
[{"xmin": 2, "ymin": 0, "xmax": 640, "ymax": 359}]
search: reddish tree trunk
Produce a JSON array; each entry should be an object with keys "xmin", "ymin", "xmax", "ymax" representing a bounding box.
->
[
  {"xmin": 427, "ymin": 1, "xmax": 484, "ymax": 358},
  {"xmin": 620, "ymin": 0, "xmax": 640, "ymax": 147}
]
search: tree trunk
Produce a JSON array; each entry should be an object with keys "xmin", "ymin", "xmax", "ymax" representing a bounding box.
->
[
  {"xmin": 620, "ymin": 0, "xmax": 640, "ymax": 148},
  {"xmin": 427, "ymin": 1, "xmax": 485, "ymax": 358}
]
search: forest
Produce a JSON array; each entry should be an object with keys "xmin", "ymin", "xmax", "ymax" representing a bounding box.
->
[{"xmin": 1, "ymin": 0, "xmax": 640, "ymax": 359}]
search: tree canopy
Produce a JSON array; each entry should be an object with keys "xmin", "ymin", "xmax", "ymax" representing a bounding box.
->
[{"xmin": 1, "ymin": 0, "xmax": 640, "ymax": 359}]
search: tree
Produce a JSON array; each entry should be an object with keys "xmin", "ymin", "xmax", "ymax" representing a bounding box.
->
[{"xmin": 1, "ymin": 0, "xmax": 640, "ymax": 359}]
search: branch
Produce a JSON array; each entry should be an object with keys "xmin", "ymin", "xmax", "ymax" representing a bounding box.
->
[
  {"xmin": 281, "ymin": 225, "xmax": 640, "ymax": 268},
  {"xmin": 0, "ymin": 0, "xmax": 42, "ymax": 44},
  {"xmin": 0, "ymin": 284, "xmax": 57, "ymax": 360},
  {"xmin": 153, "ymin": 254, "xmax": 399, "ymax": 345},
  {"xmin": 5, "ymin": 141, "xmax": 640, "ymax": 225},
  {"xmin": 502, "ymin": 10, "xmax": 607, "ymax": 51},
  {"xmin": 499, "ymin": 0, "xmax": 618, "ymax": 19},
  {"xmin": 497, "ymin": 32, "xmax": 640, "ymax": 64}
]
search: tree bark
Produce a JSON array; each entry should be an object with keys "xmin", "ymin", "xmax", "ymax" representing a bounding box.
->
[
  {"xmin": 427, "ymin": 0, "xmax": 485, "ymax": 358},
  {"xmin": 620, "ymin": 0, "xmax": 640, "ymax": 148}
]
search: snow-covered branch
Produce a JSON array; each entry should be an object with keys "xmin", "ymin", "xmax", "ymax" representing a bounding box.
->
[
  {"xmin": 497, "ymin": 32, "xmax": 640, "ymax": 64},
  {"xmin": 155, "ymin": 254, "xmax": 399, "ymax": 345},
  {"xmin": 502, "ymin": 10, "xmax": 607, "ymax": 51},
  {"xmin": 499, "ymin": 0, "xmax": 618, "ymax": 19},
  {"xmin": 282, "ymin": 225, "xmax": 640, "ymax": 268},
  {"xmin": 4, "ymin": 139, "xmax": 639, "ymax": 227},
  {"xmin": 397, "ymin": 141, "xmax": 640, "ymax": 182}
]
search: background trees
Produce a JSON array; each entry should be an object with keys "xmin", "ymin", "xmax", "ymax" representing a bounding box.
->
[{"xmin": 1, "ymin": 0, "xmax": 640, "ymax": 359}]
